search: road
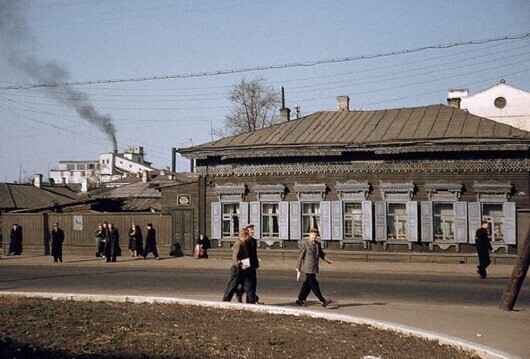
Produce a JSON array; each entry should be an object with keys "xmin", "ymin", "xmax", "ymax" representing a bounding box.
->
[{"xmin": 1, "ymin": 255, "xmax": 529, "ymax": 358}]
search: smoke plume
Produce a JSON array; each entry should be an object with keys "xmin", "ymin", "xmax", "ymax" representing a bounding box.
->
[{"xmin": 0, "ymin": 0, "xmax": 118, "ymax": 151}]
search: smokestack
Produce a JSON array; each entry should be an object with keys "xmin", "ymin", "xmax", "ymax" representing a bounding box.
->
[
  {"xmin": 111, "ymin": 150, "xmax": 117, "ymax": 177},
  {"xmin": 33, "ymin": 174, "xmax": 42, "ymax": 188},
  {"xmin": 337, "ymin": 96, "xmax": 350, "ymax": 111},
  {"xmin": 280, "ymin": 87, "xmax": 290, "ymax": 122},
  {"xmin": 190, "ymin": 159, "xmax": 195, "ymax": 173},
  {"xmin": 171, "ymin": 147, "xmax": 177, "ymax": 172}
]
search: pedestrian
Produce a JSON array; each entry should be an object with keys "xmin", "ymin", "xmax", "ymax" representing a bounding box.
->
[
  {"xmin": 51, "ymin": 223, "xmax": 64, "ymax": 263},
  {"xmin": 235, "ymin": 224, "xmax": 261, "ymax": 303},
  {"xmin": 8, "ymin": 223, "xmax": 23, "ymax": 256},
  {"xmin": 128, "ymin": 223, "xmax": 143, "ymax": 257},
  {"xmin": 142, "ymin": 223, "xmax": 159, "ymax": 260},
  {"xmin": 95, "ymin": 224, "xmax": 106, "ymax": 257},
  {"xmin": 194, "ymin": 233, "xmax": 211, "ymax": 259},
  {"xmin": 105, "ymin": 223, "xmax": 120, "ymax": 263},
  {"xmin": 295, "ymin": 228, "xmax": 332, "ymax": 308},
  {"xmin": 475, "ymin": 220, "xmax": 495, "ymax": 279},
  {"xmin": 222, "ymin": 228, "xmax": 256, "ymax": 303}
]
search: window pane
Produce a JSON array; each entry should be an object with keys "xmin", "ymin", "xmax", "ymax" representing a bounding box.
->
[
  {"xmin": 482, "ymin": 203, "xmax": 504, "ymax": 241},
  {"xmin": 387, "ymin": 203, "xmax": 407, "ymax": 240},
  {"xmin": 433, "ymin": 203, "xmax": 455, "ymax": 241}
]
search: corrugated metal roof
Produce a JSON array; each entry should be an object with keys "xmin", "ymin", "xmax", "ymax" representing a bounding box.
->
[{"xmin": 179, "ymin": 104, "xmax": 530, "ymax": 157}]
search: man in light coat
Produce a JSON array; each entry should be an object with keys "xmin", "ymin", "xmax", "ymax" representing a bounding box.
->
[{"xmin": 295, "ymin": 227, "xmax": 332, "ymax": 307}]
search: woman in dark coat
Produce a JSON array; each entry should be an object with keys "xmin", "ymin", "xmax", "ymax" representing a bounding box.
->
[
  {"xmin": 9, "ymin": 224, "xmax": 23, "ymax": 255},
  {"xmin": 194, "ymin": 233, "xmax": 211, "ymax": 259},
  {"xmin": 142, "ymin": 223, "xmax": 159, "ymax": 260},
  {"xmin": 128, "ymin": 223, "xmax": 143, "ymax": 257},
  {"xmin": 51, "ymin": 223, "xmax": 65, "ymax": 263}
]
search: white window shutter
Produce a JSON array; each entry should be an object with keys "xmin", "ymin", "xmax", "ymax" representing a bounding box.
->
[
  {"xmin": 249, "ymin": 201, "xmax": 261, "ymax": 239},
  {"xmin": 279, "ymin": 201, "xmax": 289, "ymax": 240},
  {"xmin": 375, "ymin": 202, "xmax": 387, "ymax": 241},
  {"xmin": 362, "ymin": 200, "xmax": 373, "ymax": 241},
  {"xmin": 331, "ymin": 201, "xmax": 343, "ymax": 240},
  {"xmin": 455, "ymin": 202, "xmax": 468, "ymax": 243},
  {"xmin": 211, "ymin": 202, "xmax": 221, "ymax": 239},
  {"xmin": 320, "ymin": 201, "xmax": 331, "ymax": 240},
  {"xmin": 239, "ymin": 202, "xmax": 249, "ymax": 229},
  {"xmin": 468, "ymin": 202, "xmax": 481, "ymax": 244},
  {"xmin": 420, "ymin": 202, "xmax": 433, "ymax": 243},
  {"xmin": 504, "ymin": 202, "xmax": 516, "ymax": 245},
  {"xmin": 290, "ymin": 201, "xmax": 301, "ymax": 240},
  {"xmin": 407, "ymin": 201, "xmax": 418, "ymax": 242}
]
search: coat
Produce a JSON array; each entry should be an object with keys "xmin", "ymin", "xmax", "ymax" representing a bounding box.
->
[
  {"xmin": 51, "ymin": 228, "xmax": 64, "ymax": 257},
  {"xmin": 475, "ymin": 227, "xmax": 492, "ymax": 258},
  {"xmin": 9, "ymin": 227, "xmax": 23, "ymax": 254},
  {"xmin": 105, "ymin": 228, "xmax": 120, "ymax": 257},
  {"xmin": 144, "ymin": 228, "xmax": 157, "ymax": 253},
  {"xmin": 296, "ymin": 239, "xmax": 328, "ymax": 274}
]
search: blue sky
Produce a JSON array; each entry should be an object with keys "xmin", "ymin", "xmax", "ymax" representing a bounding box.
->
[{"xmin": 0, "ymin": 0, "xmax": 529, "ymax": 182}]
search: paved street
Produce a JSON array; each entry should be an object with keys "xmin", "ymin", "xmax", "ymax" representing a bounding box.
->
[{"xmin": 1, "ymin": 254, "xmax": 529, "ymax": 358}]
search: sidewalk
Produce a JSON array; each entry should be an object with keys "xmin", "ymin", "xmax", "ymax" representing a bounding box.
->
[{"xmin": 1, "ymin": 253, "xmax": 528, "ymax": 359}]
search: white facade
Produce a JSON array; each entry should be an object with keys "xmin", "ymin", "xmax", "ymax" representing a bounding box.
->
[
  {"xmin": 448, "ymin": 80, "xmax": 530, "ymax": 131},
  {"xmin": 50, "ymin": 146, "xmax": 156, "ymax": 185}
]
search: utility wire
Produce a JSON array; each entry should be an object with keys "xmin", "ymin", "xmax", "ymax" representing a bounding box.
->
[{"xmin": 1, "ymin": 33, "xmax": 528, "ymax": 91}]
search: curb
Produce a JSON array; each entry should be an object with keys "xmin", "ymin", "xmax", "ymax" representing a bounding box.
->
[{"xmin": 0, "ymin": 291, "xmax": 518, "ymax": 359}]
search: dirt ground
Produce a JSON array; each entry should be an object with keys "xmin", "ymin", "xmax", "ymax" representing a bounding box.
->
[{"xmin": 0, "ymin": 297, "xmax": 481, "ymax": 359}]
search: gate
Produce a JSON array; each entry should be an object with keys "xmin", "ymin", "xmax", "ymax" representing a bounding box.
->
[{"xmin": 172, "ymin": 209, "xmax": 194, "ymax": 256}]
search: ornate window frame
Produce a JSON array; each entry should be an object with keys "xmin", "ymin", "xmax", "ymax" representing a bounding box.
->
[
  {"xmin": 213, "ymin": 183, "xmax": 246, "ymax": 202},
  {"xmin": 335, "ymin": 180, "xmax": 370, "ymax": 201},
  {"xmin": 379, "ymin": 182, "xmax": 415, "ymax": 201},
  {"xmin": 473, "ymin": 181, "xmax": 512, "ymax": 202},
  {"xmin": 294, "ymin": 183, "xmax": 327, "ymax": 201},
  {"xmin": 425, "ymin": 182, "xmax": 463, "ymax": 201},
  {"xmin": 253, "ymin": 184, "xmax": 286, "ymax": 201}
]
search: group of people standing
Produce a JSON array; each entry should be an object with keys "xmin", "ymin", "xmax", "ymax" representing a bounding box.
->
[
  {"xmin": 94, "ymin": 222, "xmax": 159, "ymax": 262},
  {"xmin": 222, "ymin": 225, "xmax": 333, "ymax": 307}
]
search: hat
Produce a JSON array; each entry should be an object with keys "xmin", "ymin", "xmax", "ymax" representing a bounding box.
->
[
  {"xmin": 245, "ymin": 224, "xmax": 255, "ymax": 229},
  {"xmin": 308, "ymin": 228, "xmax": 319, "ymax": 234}
]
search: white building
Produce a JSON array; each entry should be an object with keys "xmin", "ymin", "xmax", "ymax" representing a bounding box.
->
[
  {"xmin": 50, "ymin": 146, "xmax": 156, "ymax": 187},
  {"xmin": 448, "ymin": 80, "xmax": 530, "ymax": 131}
]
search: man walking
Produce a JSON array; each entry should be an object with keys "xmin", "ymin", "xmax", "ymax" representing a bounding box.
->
[
  {"xmin": 235, "ymin": 224, "xmax": 261, "ymax": 304},
  {"xmin": 295, "ymin": 228, "xmax": 332, "ymax": 307},
  {"xmin": 476, "ymin": 220, "xmax": 494, "ymax": 279},
  {"xmin": 222, "ymin": 228, "xmax": 256, "ymax": 303}
]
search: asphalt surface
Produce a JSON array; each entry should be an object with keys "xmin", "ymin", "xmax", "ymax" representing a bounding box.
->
[{"xmin": 1, "ymin": 253, "xmax": 529, "ymax": 358}]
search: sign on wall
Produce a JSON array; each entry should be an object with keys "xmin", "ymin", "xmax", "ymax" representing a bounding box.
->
[
  {"xmin": 177, "ymin": 194, "xmax": 191, "ymax": 206},
  {"xmin": 73, "ymin": 215, "xmax": 83, "ymax": 231}
]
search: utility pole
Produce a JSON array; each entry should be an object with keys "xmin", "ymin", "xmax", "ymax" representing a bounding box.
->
[{"xmin": 499, "ymin": 234, "xmax": 530, "ymax": 311}]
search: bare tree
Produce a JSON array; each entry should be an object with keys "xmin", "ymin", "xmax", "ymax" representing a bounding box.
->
[{"xmin": 215, "ymin": 78, "xmax": 280, "ymax": 137}]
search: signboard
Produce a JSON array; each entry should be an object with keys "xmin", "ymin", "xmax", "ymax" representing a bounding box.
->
[
  {"xmin": 177, "ymin": 194, "xmax": 191, "ymax": 206},
  {"xmin": 73, "ymin": 215, "xmax": 83, "ymax": 231}
]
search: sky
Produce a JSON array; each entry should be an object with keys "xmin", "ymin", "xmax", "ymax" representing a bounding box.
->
[{"xmin": 0, "ymin": 0, "xmax": 529, "ymax": 182}]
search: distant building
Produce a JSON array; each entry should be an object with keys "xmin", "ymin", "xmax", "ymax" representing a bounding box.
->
[
  {"xmin": 50, "ymin": 146, "xmax": 156, "ymax": 188},
  {"xmin": 447, "ymin": 80, "xmax": 530, "ymax": 131}
]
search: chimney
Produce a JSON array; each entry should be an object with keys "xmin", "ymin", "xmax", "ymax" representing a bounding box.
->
[
  {"xmin": 33, "ymin": 174, "xmax": 42, "ymax": 188},
  {"xmin": 61, "ymin": 177, "xmax": 66, "ymax": 185},
  {"xmin": 280, "ymin": 86, "xmax": 290, "ymax": 122},
  {"xmin": 81, "ymin": 178, "xmax": 89, "ymax": 193},
  {"xmin": 337, "ymin": 96, "xmax": 350, "ymax": 111},
  {"xmin": 447, "ymin": 89, "xmax": 469, "ymax": 109},
  {"xmin": 142, "ymin": 170, "xmax": 149, "ymax": 183},
  {"xmin": 190, "ymin": 159, "xmax": 195, "ymax": 173},
  {"xmin": 171, "ymin": 147, "xmax": 177, "ymax": 172},
  {"xmin": 160, "ymin": 169, "xmax": 166, "ymax": 176},
  {"xmin": 49, "ymin": 178, "xmax": 55, "ymax": 187}
]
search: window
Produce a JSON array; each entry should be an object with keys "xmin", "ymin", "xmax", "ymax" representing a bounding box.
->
[
  {"xmin": 387, "ymin": 203, "xmax": 407, "ymax": 240},
  {"xmin": 433, "ymin": 203, "xmax": 455, "ymax": 241},
  {"xmin": 222, "ymin": 203, "xmax": 240, "ymax": 238},
  {"xmin": 344, "ymin": 202, "xmax": 363, "ymax": 239},
  {"xmin": 482, "ymin": 203, "xmax": 504, "ymax": 241},
  {"xmin": 302, "ymin": 202, "xmax": 320, "ymax": 237},
  {"xmin": 261, "ymin": 203, "xmax": 279, "ymax": 238},
  {"xmin": 494, "ymin": 97, "xmax": 506, "ymax": 109}
]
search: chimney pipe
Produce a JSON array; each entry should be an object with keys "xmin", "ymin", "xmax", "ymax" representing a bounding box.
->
[
  {"xmin": 142, "ymin": 170, "xmax": 149, "ymax": 183},
  {"xmin": 337, "ymin": 96, "xmax": 350, "ymax": 111},
  {"xmin": 81, "ymin": 178, "xmax": 89, "ymax": 193},
  {"xmin": 190, "ymin": 159, "xmax": 195, "ymax": 173},
  {"xmin": 447, "ymin": 89, "xmax": 469, "ymax": 109},
  {"xmin": 280, "ymin": 86, "xmax": 290, "ymax": 122}
]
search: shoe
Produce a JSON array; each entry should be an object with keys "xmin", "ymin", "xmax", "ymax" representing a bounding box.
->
[
  {"xmin": 477, "ymin": 269, "xmax": 487, "ymax": 279},
  {"xmin": 322, "ymin": 299, "xmax": 332, "ymax": 308},
  {"xmin": 235, "ymin": 294, "xmax": 243, "ymax": 303},
  {"xmin": 295, "ymin": 299, "xmax": 307, "ymax": 307}
]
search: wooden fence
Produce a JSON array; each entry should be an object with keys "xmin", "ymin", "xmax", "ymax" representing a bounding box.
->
[{"xmin": 2, "ymin": 212, "xmax": 175, "ymax": 256}]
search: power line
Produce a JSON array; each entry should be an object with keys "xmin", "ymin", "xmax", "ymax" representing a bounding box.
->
[{"xmin": 2, "ymin": 33, "xmax": 528, "ymax": 91}]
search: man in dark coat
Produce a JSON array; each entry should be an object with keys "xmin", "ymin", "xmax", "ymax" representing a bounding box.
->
[
  {"xmin": 142, "ymin": 223, "xmax": 159, "ymax": 260},
  {"xmin": 235, "ymin": 224, "xmax": 261, "ymax": 303},
  {"xmin": 51, "ymin": 223, "xmax": 65, "ymax": 263},
  {"xmin": 222, "ymin": 228, "xmax": 256, "ymax": 303},
  {"xmin": 295, "ymin": 228, "xmax": 332, "ymax": 308},
  {"xmin": 105, "ymin": 223, "xmax": 120, "ymax": 263},
  {"xmin": 476, "ymin": 220, "xmax": 494, "ymax": 279},
  {"xmin": 8, "ymin": 223, "xmax": 23, "ymax": 255}
]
